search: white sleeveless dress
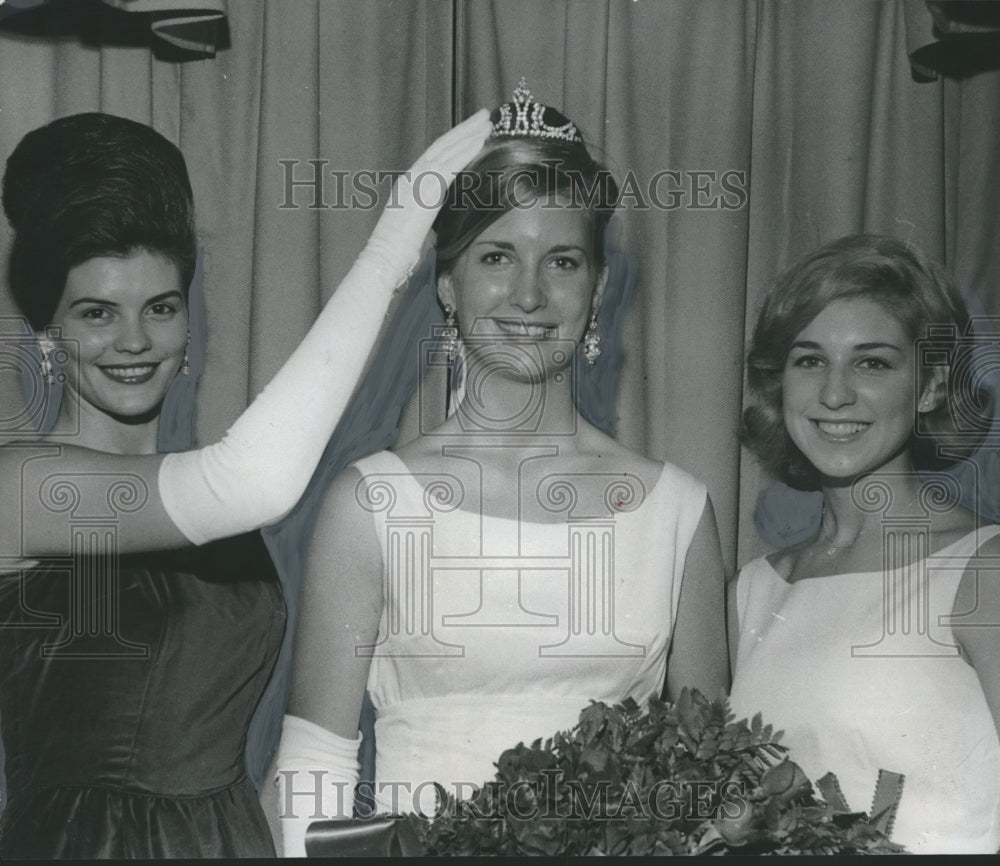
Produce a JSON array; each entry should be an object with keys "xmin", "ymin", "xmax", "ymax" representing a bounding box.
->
[
  {"xmin": 729, "ymin": 525, "xmax": 1000, "ymax": 854},
  {"xmin": 350, "ymin": 450, "xmax": 707, "ymax": 815}
]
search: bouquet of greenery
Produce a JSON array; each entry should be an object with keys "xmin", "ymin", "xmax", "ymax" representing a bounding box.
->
[{"xmin": 408, "ymin": 689, "xmax": 905, "ymax": 856}]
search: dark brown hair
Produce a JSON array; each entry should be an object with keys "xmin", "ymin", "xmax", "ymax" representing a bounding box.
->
[{"xmin": 3, "ymin": 112, "xmax": 196, "ymax": 330}]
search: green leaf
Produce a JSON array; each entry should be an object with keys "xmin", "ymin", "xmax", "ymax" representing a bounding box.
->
[{"xmin": 410, "ymin": 692, "xmax": 906, "ymax": 856}]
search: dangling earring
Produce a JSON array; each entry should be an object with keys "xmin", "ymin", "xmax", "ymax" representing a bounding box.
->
[
  {"xmin": 39, "ymin": 339, "xmax": 55, "ymax": 385},
  {"xmin": 181, "ymin": 330, "xmax": 191, "ymax": 376},
  {"xmin": 447, "ymin": 342, "xmax": 467, "ymax": 419},
  {"xmin": 442, "ymin": 305, "xmax": 459, "ymax": 363},
  {"xmin": 583, "ymin": 311, "xmax": 601, "ymax": 366}
]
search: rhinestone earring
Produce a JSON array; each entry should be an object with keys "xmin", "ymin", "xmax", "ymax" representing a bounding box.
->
[
  {"xmin": 39, "ymin": 339, "xmax": 55, "ymax": 385},
  {"xmin": 181, "ymin": 330, "xmax": 191, "ymax": 376},
  {"xmin": 442, "ymin": 305, "xmax": 459, "ymax": 363},
  {"xmin": 583, "ymin": 312, "xmax": 601, "ymax": 366}
]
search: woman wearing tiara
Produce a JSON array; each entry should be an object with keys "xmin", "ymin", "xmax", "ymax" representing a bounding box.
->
[
  {"xmin": 277, "ymin": 83, "xmax": 729, "ymax": 855},
  {"xmin": 729, "ymin": 234, "xmax": 1000, "ymax": 853},
  {"xmin": 0, "ymin": 110, "xmax": 490, "ymax": 858}
]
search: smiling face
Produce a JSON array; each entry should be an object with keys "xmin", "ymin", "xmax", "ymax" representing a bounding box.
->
[
  {"xmin": 438, "ymin": 198, "xmax": 604, "ymax": 376},
  {"xmin": 49, "ymin": 249, "xmax": 189, "ymax": 426},
  {"xmin": 782, "ymin": 297, "xmax": 939, "ymax": 482}
]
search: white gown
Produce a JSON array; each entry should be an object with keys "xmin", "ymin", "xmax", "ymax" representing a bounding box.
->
[
  {"xmin": 729, "ymin": 525, "xmax": 1000, "ymax": 854},
  {"xmin": 350, "ymin": 450, "xmax": 707, "ymax": 815}
]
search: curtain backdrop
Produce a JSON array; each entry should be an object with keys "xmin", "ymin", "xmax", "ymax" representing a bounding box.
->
[
  {"xmin": 439, "ymin": 0, "xmax": 1000, "ymax": 563},
  {"xmin": 1, "ymin": 0, "xmax": 999, "ymax": 782},
  {"xmin": 3, "ymin": 0, "xmax": 998, "ymax": 567}
]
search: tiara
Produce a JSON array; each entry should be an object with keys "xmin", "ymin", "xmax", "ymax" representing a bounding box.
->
[{"xmin": 490, "ymin": 78, "xmax": 583, "ymax": 143}]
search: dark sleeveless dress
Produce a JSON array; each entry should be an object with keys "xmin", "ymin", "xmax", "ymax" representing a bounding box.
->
[{"xmin": 0, "ymin": 532, "xmax": 286, "ymax": 859}]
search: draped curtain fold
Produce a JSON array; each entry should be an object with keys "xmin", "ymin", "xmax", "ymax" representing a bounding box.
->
[{"xmin": 1, "ymin": 0, "xmax": 999, "ymax": 780}]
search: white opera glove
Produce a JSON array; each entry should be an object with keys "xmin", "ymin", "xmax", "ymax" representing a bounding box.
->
[
  {"xmin": 274, "ymin": 714, "xmax": 363, "ymax": 858},
  {"xmin": 359, "ymin": 107, "xmax": 492, "ymax": 282},
  {"xmin": 158, "ymin": 110, "xmax": 492, "ymax": 544}
]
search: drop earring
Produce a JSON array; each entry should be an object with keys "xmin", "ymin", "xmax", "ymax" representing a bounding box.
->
[
  {"xmin": 39, "ymin": 339, "xmax": 55, "ymax": 385},
  {"xmin": 442, "ymin": 305, "xmax": 459, "ymax": 363},
  {"xmin": 583, "ymin": 311, "xmax": 601, "ymax": 366},
  {"xmin": 181, "ymin": 331, "xmax": 191, "ymax": 376}
]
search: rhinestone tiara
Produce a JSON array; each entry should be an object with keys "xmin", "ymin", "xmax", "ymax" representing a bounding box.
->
[{"xmin": 490, "ymin": 78, "xmax": 583, "ymax": 143}]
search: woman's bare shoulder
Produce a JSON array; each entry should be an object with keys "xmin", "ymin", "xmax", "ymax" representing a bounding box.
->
[
  {"xmin": 574, "ymin": 423, "xmax": 664, "ymax": 487},
  {"xmin": 928, "ymin": 503, "xmax": 989, "ymax": 552},
  {"xmin": 965, "ymin": 522, "xmax": 1000, "ymax": 561},
  {"xmin": 0, "ymin": 437, "xmax": 54, "ymax": 463},
  {"xmin": 390, "ymin": 436, "xmax": 437, "ymax": 467},
  {"xmin": 0, "ymin": 440, "xmax": 51, "ymax": 519},
  {"xmin": 952, "ymin": 525, "xmax": 1000, "ymax": 660},
  {"xmin": 307, "ymin": 464, "xmax": 382, "ymax": 570},
  {"xmin": 0, "ymin": 442, "xmax": 51, "ymax": 571},
  {"xmin": 320, "ymin": 463, "xmax": 368, "ymax": 508}
]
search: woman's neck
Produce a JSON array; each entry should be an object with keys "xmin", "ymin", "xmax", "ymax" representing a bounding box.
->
[
  {"xmin": 818, "ymin": 463, "xmax": 925, "ymax": 550},
  {"xmin": 50, "ymin": 390, "xmax": 160, "ymax": 455},
  {"xmin": 451, "ymin": 354, "xmax": 579, "ymax": 443}
]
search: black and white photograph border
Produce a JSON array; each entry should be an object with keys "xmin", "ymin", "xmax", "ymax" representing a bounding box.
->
[{"xmin": 0, "ymin": 0, "xmax": 999, "ymax": 858}]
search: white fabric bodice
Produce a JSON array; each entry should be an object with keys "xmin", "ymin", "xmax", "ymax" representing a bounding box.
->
[
  {"xmin": 351, "ymin": 450, "xmax": 706, "ymax": 815},
  {"xmin": 729, "ymin": 525, "xmax": 1000, "ymax": 854}
]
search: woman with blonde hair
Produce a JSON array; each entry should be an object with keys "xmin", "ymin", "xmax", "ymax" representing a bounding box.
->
[{"xmin": 730, "ymin": 234, "xmax": 1000, "ymax": 854}]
